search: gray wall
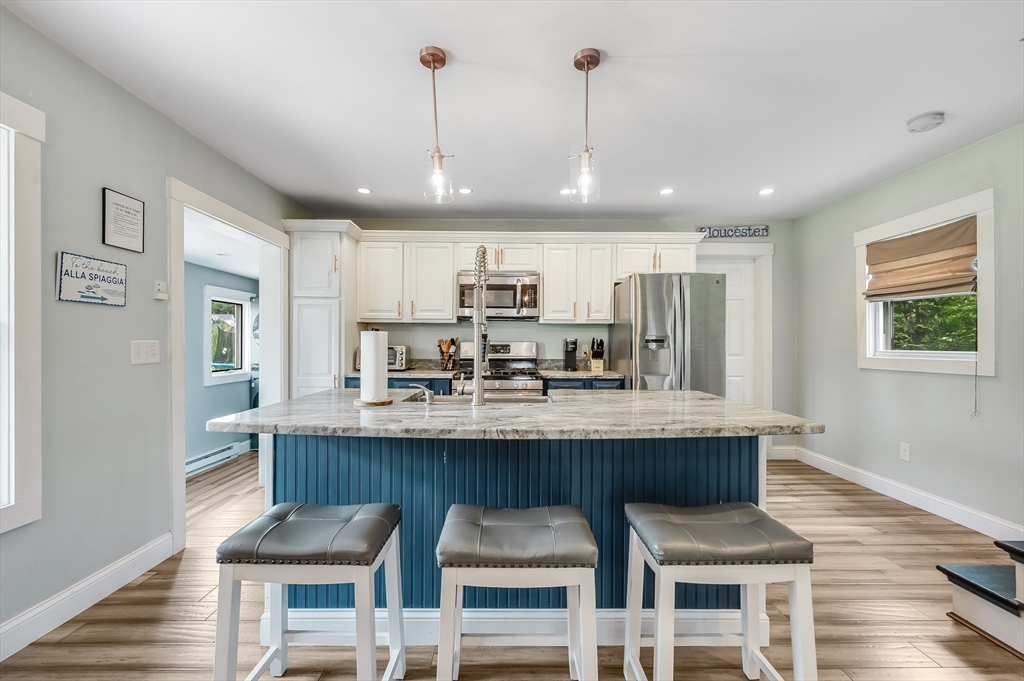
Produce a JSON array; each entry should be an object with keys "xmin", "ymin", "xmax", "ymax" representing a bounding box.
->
[
  {"xmin": 793, "ymin": 124, "xmax": 1023, "ymax": 526},
  {"xmin": 0, "ymin": 9, "xmax": 314, "ymax": 623},
  {"xmin": 184, "ymin": 263, "xmax": 257, "ymax": 460}
]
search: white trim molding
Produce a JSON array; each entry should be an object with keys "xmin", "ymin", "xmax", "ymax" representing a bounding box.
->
[
  {"xmin": 167, "ymin": 178, "xmax": 290, "ymax": 249},
  {"xmin": 284, "ymin": 219, "xmax": 362, "ymax": 240},
  {"xmin": 778, "ymin": 445, "xmax": 1024, "ymax": 540},
  {"xmin": 0, "ymin": 532, "xmax": 173, "ymax": 660},
  {"xmin": 854, "ymin": 189, "xmax": 995, "ymax": 376},
  {"xmin": 354, "ymin": 228, "xmax": 706, "ymax": 246},
  {"xmin": 0, "ymin": 93, "xmax": 45, "ymax": 143}
]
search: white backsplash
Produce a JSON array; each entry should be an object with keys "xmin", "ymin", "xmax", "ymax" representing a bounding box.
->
[{"xmin": 368, "ymin": 321, "xmax": 609, "ymax": 361}]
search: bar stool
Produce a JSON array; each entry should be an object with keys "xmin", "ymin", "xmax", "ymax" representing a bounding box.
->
[
  {"xmin": 214, "ymin": 502, "xmax": 406, "ymax": 681},
  {"xmin": 434, "ymin": 504, "xmax": 600, "ymax": 681},
  {"xmin": 623, "ymin": 502, "xmax": 817, "ymax": 681}
]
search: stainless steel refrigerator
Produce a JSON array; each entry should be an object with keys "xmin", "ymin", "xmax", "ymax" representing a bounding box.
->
[{"xmin": 609, "ymin": 273, "xmax": 727, "ymax": 395}]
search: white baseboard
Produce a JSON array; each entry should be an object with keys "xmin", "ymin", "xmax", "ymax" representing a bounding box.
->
[
  {"xmin": 0, "ymin": 532, "xmax": 174, "ymax": 660},
  {"xmin": 789, "ymin": 446, "xmax": 1024, "ymax": 541},
  {"xmin": 260, "ymin": 607, "xmax": 771, "ymax": 648},
  {"xmin": 769, "ymin": 446, "xmax": 798, "ymax": 460},
  {"xmin": 185, "ymin": 439, "xmax": 251, "ymax": 476},
  {"xmin": 951, "ymin": 585, "xmax": 1024, "ymax": 653}
]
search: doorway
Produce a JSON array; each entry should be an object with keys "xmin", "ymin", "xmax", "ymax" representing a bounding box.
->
[{"xmin": 167, "ymin": 178, "xmax": 290, "ymax": 554}]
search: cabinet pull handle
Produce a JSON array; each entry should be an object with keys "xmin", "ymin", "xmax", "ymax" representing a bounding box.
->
[
  {"xmin": 573, "ymin": 301, "xmax": 576, "ymax": 318},
  {"xmin": 587, "ymin": 301, "xmax": 591, "ymax": 318},
  {"xmin": 334, "ymin": 255, "xmax": 339, "ymax": 272},
  {"xmin": 411, "ymin": 301, "xmax": 415, "ymax": 317},
  {"xmin": 334, "ymin": 374, "xmax": 338, "ymax": 388},
  {"xmin": 652, "ymin": 253, "xmax": 657, "ymax": 271},
  {"xmin": 398, "ymin": 300, "xmax": 401, "ymax": 317},
  {"xmin": 500, "ymin": 248, "xmax": 505, "ymax": 266},
  {"xmin": 494, "ymin": 248, "xmax": 499, "ymax": 266},
  {"xmin": 659, "ymin": 252, "xmax": 663, "ymax": 271}
]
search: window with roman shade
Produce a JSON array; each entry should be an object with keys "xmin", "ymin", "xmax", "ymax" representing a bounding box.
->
[{"xmin": 863, "ymin": 215, "xmax": 977, "ymax": 301}]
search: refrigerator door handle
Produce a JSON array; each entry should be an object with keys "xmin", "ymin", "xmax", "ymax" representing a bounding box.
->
[{"xmin": 674, "ymin": 274, "xmax": 686, "ymax": 391}]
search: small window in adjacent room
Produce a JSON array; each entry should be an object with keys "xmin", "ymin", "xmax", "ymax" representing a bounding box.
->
[{"xmin": 203, "ymin": 285, "xmax": 251, "ymax": 385}]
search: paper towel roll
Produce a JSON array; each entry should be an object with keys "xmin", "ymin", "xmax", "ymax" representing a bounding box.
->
[{"xmin": 360, "ymin": 330, "xmax": 389, "ymax": 403}]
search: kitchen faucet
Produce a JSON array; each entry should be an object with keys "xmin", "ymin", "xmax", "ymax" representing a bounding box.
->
[{"xmin": 472, "ymin": 244, "xmax": 488, "ymax": 406}]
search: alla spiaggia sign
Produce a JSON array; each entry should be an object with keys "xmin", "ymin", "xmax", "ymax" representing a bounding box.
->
[{"xmin": 56, "ymin": 251, "xmax": 127, "ymax": 307}]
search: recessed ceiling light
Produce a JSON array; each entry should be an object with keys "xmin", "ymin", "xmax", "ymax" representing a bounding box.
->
[
  {"xmin": 659, "ymin": 188, "xmax": 674, "ymax": 195},
  {"xmin": 356, "ymin": 187, "xmax": 372, "ymax": 194},
  {"xmin": 458, "ymin": 188, "xmax": 473, "ymax": 194},
  {"xmin": 758, "ymin": 188, "xmax": 775, "ymax": 196},
  {"xmin": 559, "ymin": 188, "xmax": 571, "ymax": 195},
  {"xmin": 216, "ymin": 252, "xmax": 231, "ymax": 257}
]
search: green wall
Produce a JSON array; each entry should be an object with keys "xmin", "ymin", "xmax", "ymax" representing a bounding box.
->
[{"xmin": 794, "ymin": 124, "xmax": 1023, "ymax": 527}]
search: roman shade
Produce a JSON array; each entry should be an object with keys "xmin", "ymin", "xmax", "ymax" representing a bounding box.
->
[{"xmin": 864, "ymin": 215, "xmax": 977, "ymax": 301}]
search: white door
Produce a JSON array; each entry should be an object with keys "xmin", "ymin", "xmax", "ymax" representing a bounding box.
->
[
  {"xmin": 657, "ymin": 244, "xmax": 696, "ymax": 273},
  {"xmin": 406, "ymin": 243, "xmax": 455, "ymax": 322},
  {"xmin": 292, "ymin": 298, "xmax": 339, "ymax": 397},
  {"xmin": 541, "ymin": 244, "xmax": 577, "ymax": 322},
  {"xmin": 457, "ymin": 243, "xmax": 498, "ymax": 271},
  {"xmin": 696, "ymin": 258, "xmax": 755, "ymax": 404},
  {"xmin": 498, "ymin": 244, "xmax": 539, "ymax": 271},
  {"xmin": 358, "ymin": 242, "xmax": 403, "ymax": 320},
  {"xmin": 580, "ymin": 243, "xmax": 614, "ymax": 322},
  {"xmin": 615, "ymin": 244, "xmax": 656, "ymax": 280},
  {"xmin": 292, "ymin": 232, "xmax": 339, "ymax": 297}
]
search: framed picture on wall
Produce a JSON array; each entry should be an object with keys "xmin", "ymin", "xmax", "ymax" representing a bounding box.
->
[{"xmin": 102, "ymin": 187, "xmax": 145, "ymax": 253}]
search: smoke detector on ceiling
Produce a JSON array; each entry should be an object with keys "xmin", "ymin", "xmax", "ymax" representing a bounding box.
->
[{"xmin": 907, "ymin": 112, "xmax": 945, "ymax": 133}]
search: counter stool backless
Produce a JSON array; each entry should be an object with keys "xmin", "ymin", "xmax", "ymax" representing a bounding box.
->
[
  {"xmin": 213, "ymin": 502, "xmax": 406, "ymax": 681},
  {"xmin": 623, "ymin": 502, "xmax": 818, "ymax": 681}
]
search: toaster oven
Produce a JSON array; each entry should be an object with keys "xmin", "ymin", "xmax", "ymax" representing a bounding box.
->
[{"xmin": 355, "ymin": 345, "xmax": 407, "ymax": 371}]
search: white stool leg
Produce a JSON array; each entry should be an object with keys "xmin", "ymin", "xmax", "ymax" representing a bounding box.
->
[
  {"xmin": 740, "ymin": 583, "xmax": 762, "ymax": 680},
  {"xmin": 269, "ymin": 582, "xmax": 289, "ymax": 676},
  {"xmin": 452, "ymin": 584, "xmax": 464, "ymax": 680},
  {"xmin": 384, "ymin": 531, "xmax": 407, "ymax": 680},
  {"xmin": 652, "ymin": 567, "xmax": 675, "ymax": 681},
  {"xmin": 566, "ymin": 584, "xmax": 581, "ymax": 680},
  {"xmin": 213, "ymin": 564, "xmax": 241, "ymax": 681},
  {"xmin": 354, "ymin": 566, "xmax": 378, "ymax": 681},
  {"xmin": 436, "ymin": 568, "xmax": 458, "ymax": 681},
  {"xmin": 577, "ymin": 569, "xmax": 599, "ymax": 681},
  {"xmin": 789, "ymin": 565, "xmax": 818, "ymax": 681},
  {"xmin": 624, "ymin": 529, "xmax": 645, "ymax": 681}
]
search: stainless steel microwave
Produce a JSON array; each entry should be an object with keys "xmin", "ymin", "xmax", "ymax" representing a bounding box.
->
[
  {"xmin": 457, "ymin": 272, "xmax": 540, "ymax": 320},
  {"xmin": 355, "ymin": 345, "xmax": 407, "ymax": 371}
]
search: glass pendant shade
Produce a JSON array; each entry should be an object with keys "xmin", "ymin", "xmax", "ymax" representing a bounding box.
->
[
  {"xmin": 424, "ymin": 152, "xmax": 454, "ymax": 204},
  {"xmin": 569, "ymin": 145, "xmax": 600, "ymax": 203}
]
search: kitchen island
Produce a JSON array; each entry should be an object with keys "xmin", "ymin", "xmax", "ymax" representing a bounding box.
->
[{"xmin": 208, "ymin": 389, "xmax": 823, "ymax": 645}]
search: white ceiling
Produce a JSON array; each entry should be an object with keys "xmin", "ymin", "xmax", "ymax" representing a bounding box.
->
[
  {"xmin": 183, "ymin": 207, "xmax": 261, "ymax": 280},
  {"xmin": 6, "ymin": 1, "xmax": 1022, "ymax": 220}
]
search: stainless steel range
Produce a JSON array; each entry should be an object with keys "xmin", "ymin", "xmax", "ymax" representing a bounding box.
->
[{"xmin": 455, "ymin": 341, "xmax": 544, "ymax": 396}]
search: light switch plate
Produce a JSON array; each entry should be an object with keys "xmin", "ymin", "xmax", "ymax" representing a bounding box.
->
[
  {"xmin": 153, "ymin": 280, "xmax": 169, "ymax": 300},
  {"xmin": 131, "ymin": 340, "xmax": 160, "ymax": 365}
]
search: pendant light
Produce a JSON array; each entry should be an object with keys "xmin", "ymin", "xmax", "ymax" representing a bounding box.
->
[
  {"xmin": 420, "ymin": 46, "xmax": 454, "ymax": 204},
  {"xmin": 569, "ymin": 48, "xmax": 601, "ymax": 203}
]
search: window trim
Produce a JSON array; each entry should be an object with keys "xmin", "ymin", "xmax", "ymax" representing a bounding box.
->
[
  {"xmin": 0, "ymin": 92, "xmax": 44, "ymax": 534},
  {"xmin": 854, "ymin": 189, "xmax": 994, "ymax": 376},
  {"xmin": 203, "ymin": 284, "xmax": 252, "ymax": 386}
]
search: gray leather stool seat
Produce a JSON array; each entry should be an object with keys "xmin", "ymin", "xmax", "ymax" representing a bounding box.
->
[
  {"xmin": 436, "ymin": 504, "xmax": 599, "ymax": 568},
  {"xmin": 625, "ymin": 501, "xmax": 813, "ymax": 565},
  {"xmin": 217, "ymin": 502, "xmax": 401, "ymax": 565}
]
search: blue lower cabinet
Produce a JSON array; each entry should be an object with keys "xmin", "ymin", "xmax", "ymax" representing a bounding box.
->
[
  {"xmin": 343, "ymin": 376, "xmax": 360, "ymax": 389},
  {"xmin": 591, "ymin": 379, "xmax": 625, "ymax": 390},
  {"xmin": 343, "ymin": 377, "xmax": 451, "ymax": 395},
  {"xmin": 546, "ymin": 378, "xmax": 588, "ymax": 392}
]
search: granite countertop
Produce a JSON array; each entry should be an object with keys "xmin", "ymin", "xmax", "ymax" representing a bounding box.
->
[
  {"xmin": 342, "ymin": 369, "xmax": 625, "ymax": 380},
  {"xmin": 344, "ymin": 370, "xmax": 456, "ymax": 380},
  {"xmin": 539, "ymin": 370, "xmax": 624, "ymax": 379},
  {"xmin": 208, "ymin": 389, "xmax": 824, "ymax": 440}
]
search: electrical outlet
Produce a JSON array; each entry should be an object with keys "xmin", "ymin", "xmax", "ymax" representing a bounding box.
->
[
  {"xmin": 131, "ymin": 340, "xmax": 160, "ymax": 365},
  {"xmin": 899, "ymin": 442, "xmax": 911, "ymax": 462}
]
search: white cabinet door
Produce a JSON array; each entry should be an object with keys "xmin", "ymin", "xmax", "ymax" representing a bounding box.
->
[
  {"xmin": 579, "ymin": 243, "xmax": 614, "ymax": 322},
  {"xmin": 657, "ymin": 244, "xmax": 696, "ymax": 273},
  {"xmin": 541, "ymin": 244, "xmax": 578, "ymax": 322},
  {"xmin": 291, "ymin": 298, "xmax": 339, "ymax": 398},
  {"xmin": 358, "ymin": 242, "xmax": 403, "ymax": 320},
  {"xmin": 405, "ymin": 243, "xmax": 455, "ymax": 322},
  {"xmin": 615, "ymin": 244, "xmax": 656, "ymax": 280},
  {"xmin": 292, "ymin": 232, "xmax": 340, "ymax": 297},
  {"xmin": 498, "ymin": 244, "xmax": 539, "ymax": 271},
  {"xmin": 457, "ymin": 243, "xmax": 499, "ymax": 271}
]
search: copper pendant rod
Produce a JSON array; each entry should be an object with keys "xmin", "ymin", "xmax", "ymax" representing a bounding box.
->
[
  {"xmin": 431, "ymin": 63, "xmax": 440, "ymax": 150},
  {"xmin": 584, "ymin": 63, "xmax": 589, "ymax": 149}
]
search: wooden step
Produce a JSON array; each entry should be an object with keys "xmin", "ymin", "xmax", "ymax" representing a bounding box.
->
[
  {"xmin": 936, "ymin": 565, "xmax": 1021, "ymax": 615},
  {"xmin": 995, "ymin": 540, "xmax": 1024, "ymax": 565}
]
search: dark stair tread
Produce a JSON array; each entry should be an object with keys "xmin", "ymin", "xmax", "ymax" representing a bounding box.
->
[
  {"xmin": 994, "ymin": 540, "xmax": 1024, "ymax": 564},
  {"xmin": 937, "ymin": 564, "xmax": 1022, "ymax": 616}
]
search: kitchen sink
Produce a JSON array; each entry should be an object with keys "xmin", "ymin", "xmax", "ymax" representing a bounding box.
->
[{"xmin": 409, "ymin": 393, "xmax": 552, "ymax": 405}]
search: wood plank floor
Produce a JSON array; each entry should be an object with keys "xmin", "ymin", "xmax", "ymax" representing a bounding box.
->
[{"xmin": 2, "ymin": 454, "xmax": 1021, "ymax": 680}]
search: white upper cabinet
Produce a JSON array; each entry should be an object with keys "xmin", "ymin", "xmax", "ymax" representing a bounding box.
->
[
  {"xmin": 358, "ymin": 242, "xmax": 403, "ymax": 320},
  {"xmin": 615, "ymin": 244, "xmax": 657, "ymax": 280},
  {"xmin": 292, "ymin": 232, "xmax": 340, "ymax": 297},
  {"xmin": 657, "ymin": 243, "xmax": 697, "ymax": 274},
  {"xmin": 456, "ymin": 243, "xmax": 498, "ymax": 272},
  {"xmin": 540, "ymin": 244, "xmax": 578, "ymax": 322},
  {"xmin": 498, "ymin": 244, "xmax": 539, "ymax": 271},
  {"xmin": 405, "ymin": 243, "xmax": 455, "ymax": 322},
  {"xmin": 579, "ymin": 243, "xmax": 614, "ymax": 322},
  {"xmin": 291, "ymin": 298, "xmax": 339, "ymax": 397}
]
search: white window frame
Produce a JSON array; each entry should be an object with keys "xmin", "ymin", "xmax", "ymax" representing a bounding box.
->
[
  {"xmin": 203, "ymin": 284, "xmax": 252, "ymax": 386},
  {"xmin": 854, "ymin": 188, "xmax": 994, "ymax": 376},
  {"xmin": 0, "ymin": 92, "xmax": 45, "ymax": 534}
]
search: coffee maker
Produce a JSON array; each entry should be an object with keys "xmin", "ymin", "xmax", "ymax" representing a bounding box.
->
[{"xmin": 563, "ymin": 338, "xmax": 578, "ymax": 371}]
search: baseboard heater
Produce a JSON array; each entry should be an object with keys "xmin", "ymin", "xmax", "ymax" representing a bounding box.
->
[{"xmin": 185, "ymin": 440, "xmax": 251, "ymax": 477}]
